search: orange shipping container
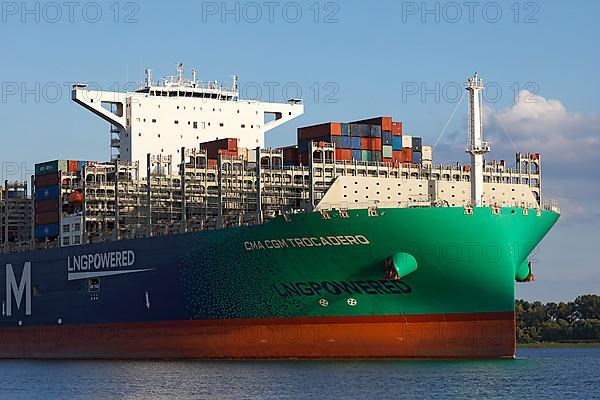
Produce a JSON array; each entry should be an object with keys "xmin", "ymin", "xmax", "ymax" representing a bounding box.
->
[
  {"xmin": 67, "ymin": 160, "xmax": 79, "ymax": 172},
  {"xmin": 369, "ymin": 138, "xmax": 382, "ymax": 150},
  {"xmin": 401, "ymin": 147, "xmax": 413, "ymax": 163},
  {"xmin": 207, "ymin": 159, "xmax": 218, "ymax": 169},
  {"xmin": 392, "ymin": 150, "xmax": 403, "ymax": 162},
  {"xmin": 392, "ymin": 121, "xmax": 403, "ymax": 136},
  {"xmin": 335, "ymin": 149, "xmax": 353, "ymax": 161},
  {"xmin": 361, "ymin": 138, "xmax": 369, "ymax": 149}
]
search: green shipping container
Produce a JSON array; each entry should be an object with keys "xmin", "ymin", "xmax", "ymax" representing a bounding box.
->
[
  {"xmin": 361, "ymin": 150, "xmax": 371, "ymax": 161},
  {"xmin": 382, "ymin": 145, "xmax": 393, "ymax": 158},
  {"xmin": 35, "ymin": 160, "xmax": 67, "ymax": 176}
]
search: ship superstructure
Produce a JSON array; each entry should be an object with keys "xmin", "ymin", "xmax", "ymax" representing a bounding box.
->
[
  {"xmin": 72, "ymin": 64, "xmax": 304, "ymax": 165},
  {"xmin": 0, "ymin": 70, "xmax": 559, "ymax": 359}
]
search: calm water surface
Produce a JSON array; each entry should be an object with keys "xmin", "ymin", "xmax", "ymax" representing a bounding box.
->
[{"xmin": 0, "ymin": 347, "xmax": 599, "ymax": 399}]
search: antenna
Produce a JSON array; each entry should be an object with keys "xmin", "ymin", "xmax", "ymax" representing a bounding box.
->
[
  {"xmin": 176, "ymin": 63, "xmax": 184, "ymax": 85},
  {"xmin": 191, "ymin": 68, "xmax": 197, "ymax": 85},
  {"xmin": 145, "ymin": 68, "xmax": 153, "ymax": 87},
  {"xmin": 465, "ymin": 73, "xmax": 491, "ymax": 207}
]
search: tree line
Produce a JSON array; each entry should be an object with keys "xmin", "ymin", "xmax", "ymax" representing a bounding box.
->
[{"xmin": 516, "ymin": 295, "xmax": 600, "ymax": 343}]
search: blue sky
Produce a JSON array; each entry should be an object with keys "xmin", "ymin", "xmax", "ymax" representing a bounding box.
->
[{"xmin": 1, "ymin": 0, "xmax": 598, "ymax": 302}]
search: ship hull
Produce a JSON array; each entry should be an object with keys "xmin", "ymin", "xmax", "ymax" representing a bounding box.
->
[
  {"xmin": 0, "ymin": 207, "xmax": 559, "ymax": 359},
  {"xmin": 0, "ymin": 313, "xmax": 514, "ymax": 359}
]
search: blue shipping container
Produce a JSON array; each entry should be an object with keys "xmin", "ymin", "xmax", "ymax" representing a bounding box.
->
[
  {"xmin": 35, "ymin": 223, "xmax": 59, "ymax": 239},
  {"xmin": 35, "ymin": 185, "xmax": 60, "ymax": 201},
  {"xmin": 392, "ymin": 135, "xmax": 403, "ymax": 150},
  {"xmin": 341, "ymin": 123, "xmax": 349, "ymax": 136},
  {"xmin": 349, "ymin": 124, "xmax": 361, "ymax": 136},
  {"xmin": 351, "ymin": 137, "xmax": 361, "ymax": 149},
  {"xmin": 78, "ymin": 160, "xmax": 89, "ymax": 171},
  {"xmin": 341, "ymin": 136, "xmax": 351, "ymax": 148},
  {"xmin": 352, "ymin": 149, "xmax": 362, "ymax": 161},
  {"xmin": 331, "ymin": 136, "xmax": 343, "ymax": 148},
  {"xmin": 370, "ymin": 125, "xmax": 382, "ymax": 137},
  {"xmin": 360, "ymin": 124, "xmax": 371, "ymax": 137},
  {"xmin": 382, "ymin": 131, "xmax": 393, "ymax": 145},
  {"xmin": 413, "ymin": 151, "xmax": 422, "ymax": 164}
]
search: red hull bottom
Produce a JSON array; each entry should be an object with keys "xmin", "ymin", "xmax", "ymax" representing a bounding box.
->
[{"xmin": 0, "ymin": 313, "xmax": 516, "ymax": 359}]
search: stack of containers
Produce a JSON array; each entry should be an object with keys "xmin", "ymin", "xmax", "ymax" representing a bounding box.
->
[
  {"xmin": 34, "ymin": 160, "xmax": 66, "ymax": 239},
  {"xmin": 401, "ymin": 134, "xmax": 414, "ymax": 164},
  {"xmin": 279, "ymin": 146, "xmax": 299, "ymax": 166},
  {"xmin": 297, "ymin": 122, "xmax": 344, "ymax": 164},
  {"xmin": 199, "ymin": 138, "xmax": 239, "ymax": 159},
  {"xmin": 412, "ymin": 137, "xmax": 423, "ymax": 164},
  {"xmin": 297, "ymin": 117, "xmax": 408, "ymax": 164}
]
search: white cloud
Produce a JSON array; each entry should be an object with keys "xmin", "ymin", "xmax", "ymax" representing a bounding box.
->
[{"xmin": 484, "ymin": 90, "xmax": 600, "ymax": 165}]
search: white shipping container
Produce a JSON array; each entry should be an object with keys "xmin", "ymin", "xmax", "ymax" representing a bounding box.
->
[
  {"xmin": 402, "ymin": 135, "xmax": 413, "ymax": 148},
  {"xmin": 422, "ymin": 145, "xmax": 433, "ymax": 161}
]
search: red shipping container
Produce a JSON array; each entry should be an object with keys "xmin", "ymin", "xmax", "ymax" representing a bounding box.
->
[
  {"xmin": 335, "ymin": 149, "xmax": 353, "ymax": 161},
  {"xmin": 383, "ymin": 157, "xmax": 393, "ymax": 164},
  {"xmin": 200, "ymin": 138, "xmax": 238, "ymax": 159},
  {"xmin": 392, "ymin": 121, "xmax": 403, "ymax": 136},
  {"xmin": 298, "ymin": 122, "xmax": 342, "ymax": 140},
  {"xmin": 369, "ymin": 138, "xmax": 382, "ymax": 150},
  {"xmin": 401, "ymin": 148, "xmax": 413, "ymax": 163},
  {"xmin": 67, "ymin": 160, "xmax": 78, "ymax": 172},
  {"xmin": 361, "ymin": 138, "xmax": 369, "ymax": 149},
  {"xmin": 279, "ymin": 146, "xmax": 298, "ymax": 164},
  {"xmin": 35, "ymin": 172, "xmax": 60, "ymax": 188},
  {"xmin": 35, "ymin": 198, "xmax": 60, "ymax": 212},
  {"xmin": 299, "ymin": 153, "xmax": 309, "ymax": 165},
  {"xmin": 217, "ymin": 149, "xmax": 238, "ymax": 158},
  {"xmin": 392, "ymin": 150, "xmax": 403, "ymax": 162},
  {"xmin": 35, "ymin": 210, "xmax": 59, "ymax": 225},
  {"xmin": 207, "ymin": 159, "xmax": 218, "ymax": 169}
]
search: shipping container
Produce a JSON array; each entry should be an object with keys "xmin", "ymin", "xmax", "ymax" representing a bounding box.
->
[
  {"xmin": 383, "ymin": 157, "xmax": 393, "ymax": 164},
  {"xmin": 382, "ymin": 145, "xmax": 393, "ymax": 158},
  {"xmin": 392, "ymin": 136, "xmax": 403, "ymax": 150},
  {"xmin": 361, "ymin": 138, "xmax": 370, "ymax": 149},
  {"xmin": 372, "ymin": 151, "xmax": 382, "ymax": 162},
  {"xmin": 331, "ymin": 136, "xmax": 343, "ymax": 148},
  {"xmin": 35, "ymin": 172, "xmax": 60, "ymax": 188},
  {"xmin": 200, "ymin": 138, "xmax": 238, "ymax": 159},
  {"xmin": 298, "ymin": 122, "xmax": 342, "ymax": 140},
  {"xmin": 35, "ymin": 198, "xmax": 60, "ymax": 213},
  {"xmin": 335, "ymin": 149, "xmax": 353, "ymax": 161},
  {"xmin": 422, "ymin": 145, "xmax": 433, "ymax": 161},
  {"xmin": 412, "ymin": 137, "xmax": 423, "ymax": 152},
  {"xmin": 35, "ymin": 160, "xmax": 67, "ymax": 176},
  {"xmin": 369, "ymin": 138, "xmax": 382, "ymax": 150},
  {"xmin": 382, "ymin": 131, "xmax": 392, "ymax": 145},
  {"xmin": 341, "ymin": 123, "xmax": 349, "ymax": 136},
  {"xmin": 463, "ymin": 165, "xmax": 471, "ymax": 172},
  {"xmin": 392, "ymin": 121, "xmax": 403, "ymax": 136},
  {"xmin": 351, "ymin": 137, "xmax": 361, "ymax": 150},
  {"xmin": 298, "ymin": 139, "xmax": 309, "ymax": 153},
  {"xmin": 34, "ymin": 223, "xmax": 59, "ymax": 239},
  {"xmin": 78, "ymin": 160, "xmax": 89, "ymax": 171},
  {"xmin": 35, "ymin": 210, "xmax": 59, "ymax": 225},
  {"xmin": 279, "ymin": 146, "xmax": 298, "ymax": 164},
  {"xmin": 352, "ymin": 149, "xmax": 362, "ymax": 161},
  {"xmin": 402, "ymin": 135, "xmax": 413, "ymax": 149},
  {"xmin": 341, "ymin": 136, "xmax": 351, "ymax": 149},
  {"xmin": 67, "ymin": 160, "xmax": 79, "ymax": 172},
  {"xmin": 361, "ymin": 150, "xmax": 371, "ymax": 161},
  {"xmin": 392, "ymin": 150, "xmax": 403, "ymax": 162},
  {"xmin": 401, "ymin": 147, "xmax": 413, "ymax": 163},
  {"xmin": 207, "ymin": 159, "xmax": 218, "ymax": 169},
  {"xmin": 413, "ymin": 151, "xmax": 422, "ymax": 164},
  {"xmin": 35, "ymin": 185, "xmax": 60, "ymax": 201},
  {"xmin": 370, "ymin": 125, "xmax": 382, "ymax": 137},
  {"xmin": 350, "ymin": 116, "xmax": 393, "ymax": 132},
  {"xmin": 299, "ymin": 153, "xmax": 309, "ymax": 165}
]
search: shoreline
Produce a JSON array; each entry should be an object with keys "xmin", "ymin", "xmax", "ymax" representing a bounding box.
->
[{"xmin": 517, "ymin": 341, "xmax": 600, "ymax": 348}]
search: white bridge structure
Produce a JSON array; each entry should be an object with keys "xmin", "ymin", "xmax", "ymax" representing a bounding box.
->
[{"xmin": 72, "ymin": 63, "xmax": 304, "ymax": 166}]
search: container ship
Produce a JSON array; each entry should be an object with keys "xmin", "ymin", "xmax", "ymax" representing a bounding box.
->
[{"xmin": 0, "ymin": 67, "xmax": 559, "ymax": 359}]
